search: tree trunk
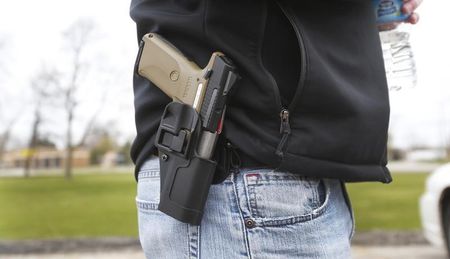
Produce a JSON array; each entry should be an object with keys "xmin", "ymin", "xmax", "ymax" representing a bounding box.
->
[
  {"xmin": 24, "ymin": 111, "xmax": 40, "ymax": 178},
  {"xmin": 0, "ymin": 130, "xmax": 9, "ymax": 164},
  {"xmin": 0, "ymin": 132, "xmax": 8, "ymax": 157},
  {"xmin": 0, "ymin": 114, "xmax": 21, "ymax": 166},
  {"xmin": 64, "ymin": 111, "xmax": 73, "ymax": 180}
]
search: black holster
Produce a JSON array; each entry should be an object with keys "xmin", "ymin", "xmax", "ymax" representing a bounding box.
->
[{"xmin": 155, "ymin": 101, "xmax": 217, "ymax": 225}]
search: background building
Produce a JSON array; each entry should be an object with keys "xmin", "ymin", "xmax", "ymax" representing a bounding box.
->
[{"xmin": 1, "ymin": 147, "xmax": 90, "ymax": 169}]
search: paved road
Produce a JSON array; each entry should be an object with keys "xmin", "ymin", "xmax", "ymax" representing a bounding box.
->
[
  {"xmin": 2, "ymin": 246, "xmax": 447, "ymax": 259},
  {"xmin": 2, "ymin": 249, "xmax": 145, "ymax": 259}
]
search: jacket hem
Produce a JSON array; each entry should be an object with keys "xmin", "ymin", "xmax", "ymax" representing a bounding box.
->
[{"xmin": 278, "ymin": 151, "xmax": 392, "ymax": 183}]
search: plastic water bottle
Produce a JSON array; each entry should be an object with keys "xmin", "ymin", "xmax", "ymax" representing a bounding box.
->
[{"xmin": 373, "ymin": 0, "xmax": 417, "ymax": 91}]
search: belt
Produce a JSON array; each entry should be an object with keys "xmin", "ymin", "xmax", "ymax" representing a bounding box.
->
[{"xmin": 225, "ymin": 141, "xmax": 269, "ymax": 169}]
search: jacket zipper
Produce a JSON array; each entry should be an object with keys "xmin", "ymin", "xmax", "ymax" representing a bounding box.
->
[
  {"xmin": 274, "ymin": 1, "xmax": 308, "ymax": 158},
  {"xmin": 275, "ymin": 109, "xmax": 291, "ymax": 157}
]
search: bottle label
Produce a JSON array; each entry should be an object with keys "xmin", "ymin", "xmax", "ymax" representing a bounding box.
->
[{"xmin": 373, "ymin": 0, "xmax": 409, "ymax": 24}]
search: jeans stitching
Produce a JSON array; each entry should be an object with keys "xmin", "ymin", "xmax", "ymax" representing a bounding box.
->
[
  {"xmin": 252, "ymin": 179, "xmax": 332, "ymax": 227},
  {"xmin": 231, "ymin": 172, "xmax": 253, "ymax": 259},
  {"xmin": 185, "ymin": 224, "xmax": 192, "ymax": 259},
  {"xmin": 256, "ymin": 176, "xmax": 311, "ymax": 181},
  {"xmin": 187, "ymin": 224, "xmax": 191, "ymax": 259},
  {"xmin": 197, "ymin": 225, "xmax": 201, "ymax": 259},
  {"xmin": 136, "ymin": 198, "xmax": 159, "ymax": 210},
  {"xmin": 243, "ymin": 173, "xmax": 327, "ymax": 225},
  {"xmin": 188, "ymin": 225, "xmax": 199, "ymax": 258},
  {"xmin": 138, "ymin": 170, "xmax": 160, "ymax": 180},
  {"xmin": 244, "ymin": 175, "xmax": 260, "ymax": 218},
  {"xmin": 311, "ymin": 180, "xmax": 321, "ymax": 208},
  {"xmin": 246, "ymin": 171, "xmax": 316, "ymax": 181}
]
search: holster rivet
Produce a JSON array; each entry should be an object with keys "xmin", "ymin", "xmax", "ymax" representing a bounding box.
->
[{"xmin": 161, "ymin": 154, "xmax": 168, "ymax": 161}]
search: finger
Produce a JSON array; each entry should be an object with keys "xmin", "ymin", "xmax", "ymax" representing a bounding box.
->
[
  {"xmin": 406, "ymin": 13, "xmax": 420, "ymax": 24},
  {"xmin": 378, "ymin": 22, "xmax": 400, "ymax": 31},
  {"xmin": 402, "ymin": 0, "xmax": 423, "ymax": 15}
]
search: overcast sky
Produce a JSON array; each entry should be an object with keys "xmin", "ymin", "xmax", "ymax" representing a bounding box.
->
[
  {"xmin": 0, "ymin": 0, "xmax": 137, "ymax": 148},
  {"xmin": 0, "ymin": 0, "xmax": 449, "ymax": 150}
]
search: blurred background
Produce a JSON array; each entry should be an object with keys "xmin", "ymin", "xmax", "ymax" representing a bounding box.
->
[{"xmin": 0, "ymin": 0, "xmax": 449, "ymax": 258}]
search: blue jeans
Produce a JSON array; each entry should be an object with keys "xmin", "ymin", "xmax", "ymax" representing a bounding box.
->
[{"xmin": 136, "ymin": 157, "xmax": 355, "ymax": 259}]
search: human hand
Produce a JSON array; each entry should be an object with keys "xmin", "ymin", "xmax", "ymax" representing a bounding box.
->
[{"xmin": 378, "ymin": 0, "xmax": 423, "ymax": 31}]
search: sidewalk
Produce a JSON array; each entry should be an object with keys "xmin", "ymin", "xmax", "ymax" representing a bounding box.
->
[
  {"xmin": 353, "ymin": 245, "xmax": 447, "ymax": 259},
  {"xmin": 2, "ymin": 250, "xmax": 144, "ymax": 259},
  {"xmin": 1, "ymin": 232, "xmax": 447, "ymax": 259},
  {"xmin": 2, "ymin": 246, "xmax": 447, "ymax": 259}
]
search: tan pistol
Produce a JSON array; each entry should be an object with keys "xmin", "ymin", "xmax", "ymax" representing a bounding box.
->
[{"xmin": 138, "ymin": 33, "xmax": 234, "ymax": 113}]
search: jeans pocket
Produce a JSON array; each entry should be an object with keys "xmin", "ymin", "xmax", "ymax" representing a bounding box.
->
[
  {"xmin": 243, "ymin": 170, "xmax": 330, "ymax": 226},
  {"xmin": 136, "ymin": 157, "xmax": 160, "ymax": 211}
]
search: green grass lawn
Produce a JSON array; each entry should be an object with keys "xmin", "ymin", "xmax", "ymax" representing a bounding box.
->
[
  {"xmin": 0, "ymin": 173, "xmax": 138, "ymax": 240},
  {"xmin": 0, "ymin": 172, "xmax": 428, "ymax": 239},
  {"xmin": 347, "ymin": 173, "xmax": 428, "ymax": 231}
]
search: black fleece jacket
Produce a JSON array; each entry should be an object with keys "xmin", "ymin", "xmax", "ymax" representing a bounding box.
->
[{"xmin": 129, "ymin": 0, "xmax": 392, "ymax": 184}]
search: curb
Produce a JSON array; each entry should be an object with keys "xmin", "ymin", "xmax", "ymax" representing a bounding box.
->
[
  {"xmin": 352, "ymin": 230, "xmax": 429, "ymax": 246},
  {"xmin": 0, "ymin": 231, "xmax": 429, "ymax": 255},
  {"xmin": 0, "ymin": 237, "xmax": 141, "ymax": 255}
]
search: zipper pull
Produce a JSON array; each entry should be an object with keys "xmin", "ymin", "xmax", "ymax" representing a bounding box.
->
[
  {"xmin": 279, "ymin": 109, "xmax": 291, "ymax": 135},
  {"xmin": 276, "ymin": 109, "xmax": 291, "ymax": 158}
]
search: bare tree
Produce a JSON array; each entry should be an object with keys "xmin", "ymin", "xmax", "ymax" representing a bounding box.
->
[
  {"xmin": 0, "ymin": 108, "xmax": 24, "ymax": 161},
  {"xmin": 0, "ymin": 118, "xmax": 19, "ymax": 163},
  {"xmin": 59, "ymin": 19, "xmax": 95, "ymax": 180},
  {"xmin": 77, "ymin": 89, "xmax": 108, "ymax": 147},
  {"xmin": 23, "ymin": 69, "xmax": 60, "ymax": 177}
]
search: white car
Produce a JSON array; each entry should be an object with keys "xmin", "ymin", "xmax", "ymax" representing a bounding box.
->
[{"xmin": 420, "ymin": 163, "xmax": 450, "ymax": 254}]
